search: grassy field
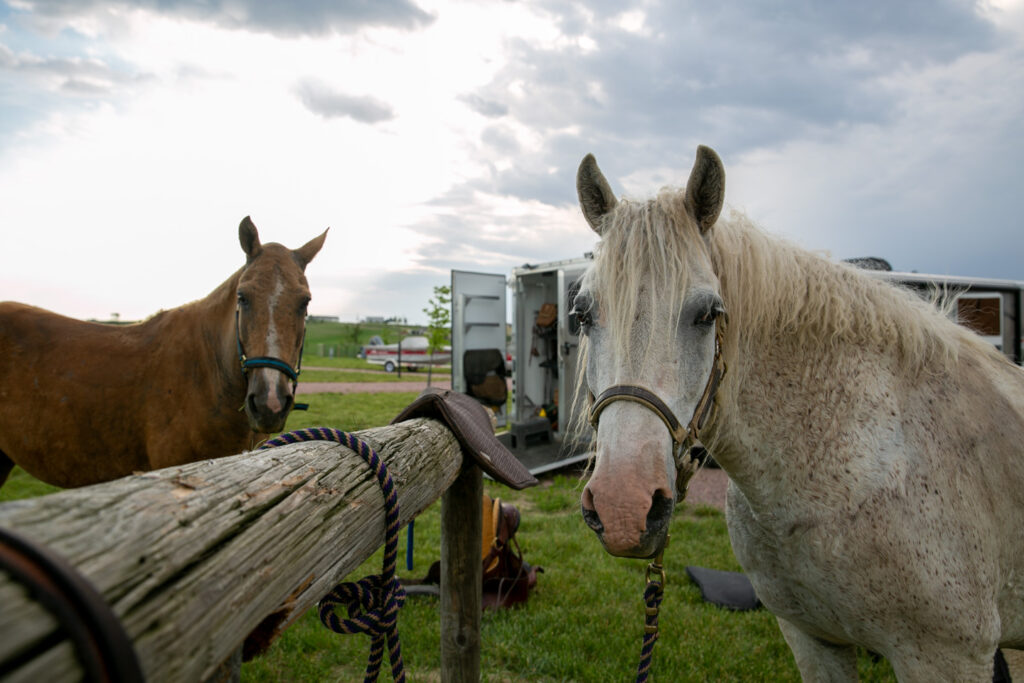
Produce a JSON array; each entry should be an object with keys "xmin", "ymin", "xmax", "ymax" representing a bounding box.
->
[
  {"xmin": 0, "ymin": 387, "xmax": 897, "ymax": 681},
  {"xmin": 302, "ymin": 320, "xmax": 432, "ymax": 365}
]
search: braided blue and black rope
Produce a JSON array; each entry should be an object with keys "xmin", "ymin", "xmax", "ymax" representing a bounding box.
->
[
  {"xmin": 635, "ymin": 548, "xmax": 667, "ymax": 683},
  {"xmin": 260, "ymin": 427, "xmax": 406, "ymax": 683},
  {"xmin": 636, "ymin": 576, "xmax": 664, "ymax": 682}
]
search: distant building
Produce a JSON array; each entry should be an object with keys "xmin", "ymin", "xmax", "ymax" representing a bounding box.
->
[{"xmin": 307, "ymin": 315, "xmax": 340, "ymax": 323}]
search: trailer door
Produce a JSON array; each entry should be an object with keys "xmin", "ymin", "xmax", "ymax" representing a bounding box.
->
[
  {"xmin": 557, "ymin": 267, "xmax": 588, "ymax": 437},
  {"xmin": 451, "ymin": 270, "xmax": 508, "ymax": 426}
]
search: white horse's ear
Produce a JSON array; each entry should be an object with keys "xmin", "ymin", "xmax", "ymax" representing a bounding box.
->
[
  {"xmin": 239, "ymin": 216, "xmax": 262, "ymax": 263},
  {"xmin": 293, "ymin": 228, "xmax": 328, "ymax": 269},
  {"xmin": 577, "ymin": 153, "xmax": 618, "ymax": 234},
  {"xmin": 685, "ymin": 145, "xmax": 725, "ymax": 233}
]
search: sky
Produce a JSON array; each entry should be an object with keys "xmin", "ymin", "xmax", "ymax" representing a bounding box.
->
[{"xmin": 1, "ymin": 0, "xmax": 1023, "ymax": 325}]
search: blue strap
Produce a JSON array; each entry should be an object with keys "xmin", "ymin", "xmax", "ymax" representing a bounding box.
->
[{"xmin": 242, "ymin": 356, "xmax": 300, "ymax": 382}]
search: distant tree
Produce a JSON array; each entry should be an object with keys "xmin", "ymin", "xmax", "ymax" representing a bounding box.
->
[
  {"xmin": 348, "ymin": 322, "xmax": 362, "ymax": 358},
  {"xmin": 423, "ymin": 285, "xmax": 451, "ymax": 386}
]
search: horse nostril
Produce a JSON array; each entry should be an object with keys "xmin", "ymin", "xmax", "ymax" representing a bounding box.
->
[
  {"xmin": 281, "ymin": 392, "xmax": 294, "ymax": 413},
  {"xmin": 246, "ymin": 393, "xmax": 258, "ymax": 415},
  {"xmin": 582, "ymin": 507, "xmax": 604, "ymax": 533},
  {"xmin": 581, "ymin": 486, "xmax": 604, "ymax": 534},
  {"xmin": 645, "ymin": 490, "xmax": 674, "ymax": 536}
]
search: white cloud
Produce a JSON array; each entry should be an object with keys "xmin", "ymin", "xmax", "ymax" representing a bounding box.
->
[{"xmin": 1, "ymin": 0, "xmax": 1022, "ymax": 328}]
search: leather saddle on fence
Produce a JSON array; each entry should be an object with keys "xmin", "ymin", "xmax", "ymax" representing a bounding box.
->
[{"xmin": 391, "ymin": 387, "xmax": 537, "ymax": 490}]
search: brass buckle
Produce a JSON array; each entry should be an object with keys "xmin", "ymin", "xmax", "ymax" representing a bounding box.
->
[{"xmin": 645, "ymin": 535, "xmax": 669, "ymax": 587}]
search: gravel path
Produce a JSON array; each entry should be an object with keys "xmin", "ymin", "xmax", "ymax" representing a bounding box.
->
[{"xmin": 683, "ymin": 467, "xmax": 729, "ymax": 511}]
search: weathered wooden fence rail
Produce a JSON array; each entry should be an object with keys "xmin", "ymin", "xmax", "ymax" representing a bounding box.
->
[{"xmin": 0, "ymin": 417, "xmax": 473, "ymax": 682}]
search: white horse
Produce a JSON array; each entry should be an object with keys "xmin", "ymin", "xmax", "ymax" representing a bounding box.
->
[{"xmin": 574, "ymin": 146, "xmax": 1024, "ymax": 681}]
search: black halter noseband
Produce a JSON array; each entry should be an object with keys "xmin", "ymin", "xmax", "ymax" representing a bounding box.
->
[
  {"xmin": 588, "ymin": 319, "xmax": 727, "ymax": 452},
  {"xmin": 235, "ymin": 308, "xmax": 309, "ymax": 410}
]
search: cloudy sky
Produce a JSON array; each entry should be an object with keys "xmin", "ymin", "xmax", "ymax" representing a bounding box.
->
[{"xmin": 2, "ymin": 0, "xmax": 1023, "ymax": 324}]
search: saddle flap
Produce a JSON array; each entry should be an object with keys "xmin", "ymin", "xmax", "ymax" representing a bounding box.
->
[{"xmin": 391, "ymin": 387, "xmax": 538, "ymax": 490}]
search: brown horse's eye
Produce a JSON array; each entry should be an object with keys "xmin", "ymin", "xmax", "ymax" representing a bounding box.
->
[{"xmin": 237, "ymin": 292, "xmax": 250, "ymax": 308}]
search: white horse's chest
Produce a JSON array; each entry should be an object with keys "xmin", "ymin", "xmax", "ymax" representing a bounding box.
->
[{"xmin": 724, "ymin": 461, "xmax": 1005, "ymax": 654}]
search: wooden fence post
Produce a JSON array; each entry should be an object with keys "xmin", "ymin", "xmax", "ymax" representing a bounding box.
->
[{"xmin": 440, "ymin": 462, "xmax": 482, "ymax": 682}]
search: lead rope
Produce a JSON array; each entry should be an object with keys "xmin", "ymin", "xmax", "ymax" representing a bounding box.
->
[
  {"xmin": 260, "ymin": 427, "xmax": 406, "ymax": 683},
  {"xmin": 636, "ymin": 538, "xmax": 668, "ymax": 683}
]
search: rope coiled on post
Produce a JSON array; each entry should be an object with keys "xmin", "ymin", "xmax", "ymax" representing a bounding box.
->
[{"xmin": 260, "ymin": 427, "xmax": 406, "ymax": 683}]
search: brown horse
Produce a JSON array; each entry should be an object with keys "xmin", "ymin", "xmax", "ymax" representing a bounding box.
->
[{"xmin": 0, "ymin": 217, "xmax": 327, "ymax": 488}]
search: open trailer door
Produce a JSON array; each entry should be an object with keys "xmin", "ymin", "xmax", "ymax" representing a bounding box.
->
[{"xmin": 451, "ymin": 270, "xmax": 508, "ymax": 427}]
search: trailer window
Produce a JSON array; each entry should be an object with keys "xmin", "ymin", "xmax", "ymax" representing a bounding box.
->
[{"xmin": 957, "ymin": 296, "xmax": 1001, "ymax": 336}]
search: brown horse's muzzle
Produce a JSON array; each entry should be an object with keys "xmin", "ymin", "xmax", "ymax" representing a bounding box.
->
[{"xmin": 244, "ymin": 369, "xmax": 294, "ymax": 433}]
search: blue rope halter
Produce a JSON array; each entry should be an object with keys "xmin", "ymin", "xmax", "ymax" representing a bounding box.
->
[{"xmin": 235, "ymin": 308, "xmax": 308, "ymax": 410}]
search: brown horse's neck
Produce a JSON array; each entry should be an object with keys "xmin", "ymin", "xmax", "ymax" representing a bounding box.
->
[
  {"xmin": 149, "ymin": 266, "xmax": 247, "ymax": 404},
  {"xmin": 206, "ymin": 267, "xmax": 248, "ymax": 397}
]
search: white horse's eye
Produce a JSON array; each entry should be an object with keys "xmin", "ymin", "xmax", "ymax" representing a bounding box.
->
[
  {"xmin": 573, "ymin": 307, "xmax": 593, "ymax": 330},
  {"xmin": 695, "ymin": 306, "xmax": 723, "ymax": 327},
  {"xmin": 571, "ymin": 292, "xmax": 595, "ymax": 331}
]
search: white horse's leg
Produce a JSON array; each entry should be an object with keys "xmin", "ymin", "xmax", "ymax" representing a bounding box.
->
[
  {"xmin": 887, "ymin": 645, "xmax": 996, "ymax": 683},
  {"xmin": 777, "ymin": 618, "xmax": 857, "ymax": 682}
]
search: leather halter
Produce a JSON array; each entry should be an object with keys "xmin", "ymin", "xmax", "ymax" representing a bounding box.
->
[{"xmin": 589, "ymin": 319, "xmax": 727, "ymax": 450}]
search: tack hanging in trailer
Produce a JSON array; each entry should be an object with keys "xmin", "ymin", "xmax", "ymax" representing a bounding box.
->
[{"xmin": 452, "ymin": 257, "xmax": 594, "ymax": 475}]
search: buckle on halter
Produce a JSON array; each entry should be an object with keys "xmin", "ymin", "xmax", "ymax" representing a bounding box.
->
[
  {"xmin": 645, "ymin": 536, "xmax": 668, "ymax": 586},
  {"xmin": 645, "ymin": 561, "xmax": 666, "ymax": 587}
]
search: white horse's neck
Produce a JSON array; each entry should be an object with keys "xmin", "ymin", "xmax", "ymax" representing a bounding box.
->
[
  {"xmin": 703, "ymin": 224, "xmax": 924, "ymax": 521},
  {"xmin": 712, "ymin": 334, "xmax": 899, "ymax": 517}
]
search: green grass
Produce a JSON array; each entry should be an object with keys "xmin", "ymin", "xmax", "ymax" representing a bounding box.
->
[
  {"xmin": 299, "ymin": 368, "xmax": 450, "ymax": 383},
  {"xmin": 302, "ymin": 320, "xmax": 433, "ymax": 364},
  {"xmin": 300, "ymin": 369, "xmax": 398, "ymax": 383},
  {"xmin": 241, "ymin": 477, "xmax": 896, "ymax": 682},
  {"xmin": 1, "ymin": 388, "xmax": 896, "ymax": 681},
  {"xmin": 302, "ymin": 355, "xmax": 378, "ymax": 370},
  {"xmin": 286, "ymin": 392, "xmax": 421, "ymax": 432},
  {"xmin": 0, "ymin": 467, "xmax": 61, "ymax": 502}
]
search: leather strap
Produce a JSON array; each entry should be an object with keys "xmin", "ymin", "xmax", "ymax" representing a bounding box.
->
[{"xmin": 590, "ymin": 385, "xmax": 688, "ymax": 444}]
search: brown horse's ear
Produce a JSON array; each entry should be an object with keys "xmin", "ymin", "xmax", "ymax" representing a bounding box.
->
[
  {"xmin": 293, "ymin": 228, "xmax": 328, "ymax": 268},
  {"xmin": 239, "ymin": 216, "xmax": 262, "ymax": 263},
  {"xmin": 577, "ymin": 154, "xmax": 618, "ymax": 235},
  {"xmin": 685, "ymin": 145, "xmax": 725, "ymax": 233}
]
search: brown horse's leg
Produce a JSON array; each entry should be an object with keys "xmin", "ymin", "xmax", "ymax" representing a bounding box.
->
[{"xmin": 0, "ymin": 450, "xmax": 13, "ymax": 488}]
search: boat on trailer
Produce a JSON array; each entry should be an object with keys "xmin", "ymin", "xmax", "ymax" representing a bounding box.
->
[{"xmin": 364, "ymin": 336, "xmax": 451, "ymax": 373}]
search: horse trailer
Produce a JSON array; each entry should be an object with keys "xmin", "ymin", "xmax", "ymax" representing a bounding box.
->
[
  {"xmin": 452, "ymin": 257, "xmax": 593, "ymax": 474},
  {"xmin": 452, "ymin": 257, "xmax": 1023, "ymax": 476}
]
